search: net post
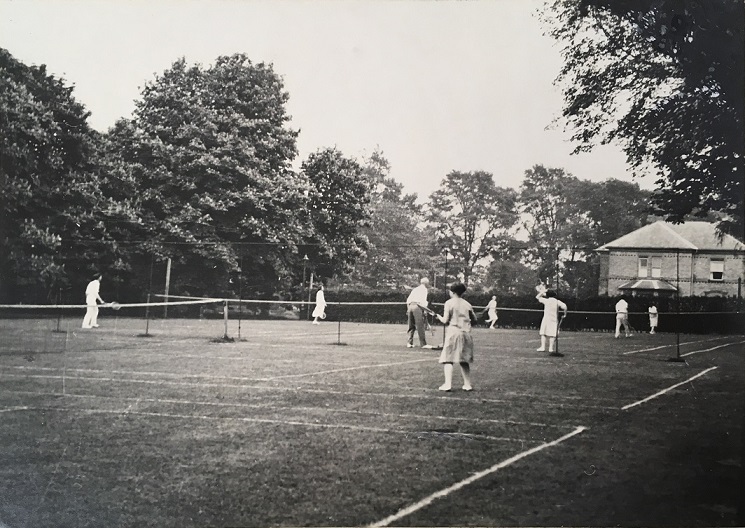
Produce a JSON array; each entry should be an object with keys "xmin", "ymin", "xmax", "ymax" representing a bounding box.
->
[
  {"xmin": 164, "ymin": 258, "xmax": 172, "ymax": 319},
  {"xmin": 143, "ymin": 292, "xmax": 151, "ymax": 337},
  {"xmin": 307, "ymin": 272, "xmax": 314, "ymax": 320},
  {"xmin": 54, "ymin": 287, "xmax": 63, "ymax": 333},
  {"xmin": 223, "ymin": 299, "xmax": 229, "ymax": 340},
  {"xmin": 549, "ymin": 304, "xmax": 564, "ymax": 358},
  {"xmin": 238, "ymin": 260, "xmax": 243, "ymax": 341},
  {"xmin": 668, "ymin": 249, "xmax": 685, "ymax": 363},
  {"xmin": 332, "ymin": 302, "xmax": 346, "ymax": 346}
]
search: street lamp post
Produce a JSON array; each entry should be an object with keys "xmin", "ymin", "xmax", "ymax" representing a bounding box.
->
[
  {"xmin": 302, "ymin": 254, "xmax": 309, "ymax": 320},
  {"xmin": 443, "ymin": 248, "xmax": 450, "ymax": 288}
]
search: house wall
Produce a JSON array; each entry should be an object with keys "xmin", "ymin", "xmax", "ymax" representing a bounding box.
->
[
  {"xmin": 602, "ymin": 250, "xmax": 745, "ymax": 297},
  {"xmin": 598, "ymin": 252, "xmax": 609, "ymax": 295},
  {"xmin": 690, "ymin": 252, "xmax": 745, "ymax": 296}
]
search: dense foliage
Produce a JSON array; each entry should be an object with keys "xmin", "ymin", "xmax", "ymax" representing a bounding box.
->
[
  {"xmin": 102, "ymin": 55, "xmax": 308, "ymax": 294},
  {"xmin": 344, "ymin": 149, "xmax": 436, "ymax": 289},
  {"xmin": 519, "ymin": 164, "xmax": 650, "ymax": 296},
  {"xmin": 0, "ymin": 48, "xmax": 125, "ymax": 302},
  {"xmin": 543, "ymin": 0, "xmax": 745, "ymax": 239},
  {"xmin": 300, "ymin": 147, "xmax": 372, "ymax": 280},
  {"xmin": 2, "ymin": 47, "xmax": 674, "ymax": 304},
  {"xmin": 427, "ymin": 171, "xmax": 519, "ymax": 286}
]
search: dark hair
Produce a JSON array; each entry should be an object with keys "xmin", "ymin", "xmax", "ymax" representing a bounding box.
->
[
  {"xmin": 545, "ymin": 289, "xmax": 557, "ymax": 298},
  {"xmin": 449, "ymin": 282, "xmax": 466, "ymax": 296}
]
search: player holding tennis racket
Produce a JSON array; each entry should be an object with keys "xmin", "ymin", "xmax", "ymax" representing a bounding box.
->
[
  {"xmin": 82, "ymin": 274, "xmax": 105, "ymax": 329},
  {"xmin": 535, "ymin": 284, "xmax": 568, "ymax": 355},
  {"xmin": 406, "ymin": 278, "xmax": 432, "ymax": 348}
]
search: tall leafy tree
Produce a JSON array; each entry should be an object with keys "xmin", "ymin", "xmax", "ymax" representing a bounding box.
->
[
  {"xmin": 519, "ymin": 165, "xmax": 592, "ymax": 286},
  {"xmin": 520, "ymin": 165, "xmax": 651, "ymax": 295},
  {"xmin": 543, "ymin": 0, "xmax": 745, "ymax": 239},
  {"xmin": 346, "ymin": 149, "xmax": 432, "ymax": 288},
  {"xmin": 301, "ymin": 147, "xmax": 372, "ymax": 280},
  {"xmin": 484, "ymin": 258, "xmax": 538, "ymax": 297},
  {"xmin": 574, "ymin": 178, "xmax": 651, "ymax": 246},
  {"xmin": 103, "ymin": 54, "xmax": 307, "ymax": 294},
  {"xmin": 427, "ymin": 171, "xmax": 518, "ymax": 286},
  {"xmin": 0, "ymin": 48, "xmax": 117, "ymax": 302}
]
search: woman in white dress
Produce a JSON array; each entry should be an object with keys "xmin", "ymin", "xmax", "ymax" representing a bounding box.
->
[
  {"xmin": 648, "ymin": 303, "xmax": 658, "ymax": 334},
  {"xmin": 484, "ymin": 295, "xmax": 498, "ymax": 329},
  {"xmin": 311, "ymin": 284, "xmax": 326, "ymax": 324},
  {"xmin": 435, "ymin": 282, "xmax": 477, "ymax": 392},
  {"xmin": 536, "ymin": 286, "xmax": 567, "ymax": 354}
]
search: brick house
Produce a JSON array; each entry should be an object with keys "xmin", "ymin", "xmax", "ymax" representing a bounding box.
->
[{"xmin": 596, "ymin": 221, "xmax": 745, "ymax": 297}]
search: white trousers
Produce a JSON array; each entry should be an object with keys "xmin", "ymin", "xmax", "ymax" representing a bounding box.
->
[{"xmin": 82, "ymin": 297, "xmax": 99, "ymax": 328}]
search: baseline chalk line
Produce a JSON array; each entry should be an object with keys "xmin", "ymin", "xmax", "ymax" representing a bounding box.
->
[
  {"xmin": 259, "ymin": 358, "xmax": 431, "ymax": 380},
  {"xmin": 681, "ymin": 340, "xmax": 745, "ymax": 357},
  {"xmin": 370, "ymin": 426, "xmax": 586, "ymax": 527},
  {"xmin": 0, "ymin": 406, "xmax": 31, "ymax": 413},
  {"xmin": 21, "ymin": 406, "xmax": 534, "ymax": 444},
  {"xmin": 623, "ymin": 336, "xmax": 728, "ymax": 355},
  {"xmin": 622, "ymin": 366, "xmax": 718, "ymax": 410}
]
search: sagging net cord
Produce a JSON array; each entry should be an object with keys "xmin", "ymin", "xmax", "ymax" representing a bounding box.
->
[
  {"xmin": 152, "ymin": 296, "xmax": 742, "ymax": 316},
  {"xmin": 0, "ymin": 299, "xmax": 220, "ymax": 310},
  {"xmin": 4, "ymin": 293, "xmax": 739, "ymax": 316}
]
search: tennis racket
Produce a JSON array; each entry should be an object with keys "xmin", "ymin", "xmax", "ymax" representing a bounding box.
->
[{"xmin": 415, "ymin": 303, "xmax": 436, "ymax": 316}]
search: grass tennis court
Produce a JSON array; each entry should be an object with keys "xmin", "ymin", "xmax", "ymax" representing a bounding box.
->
[{"xmin": 1, "ymin": 316, "xmax": 743, "ymax": 527}]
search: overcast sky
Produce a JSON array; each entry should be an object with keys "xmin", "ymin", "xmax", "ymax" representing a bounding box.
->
[{"xmin": 1, "ymin": 0, "xmax": 647, "ymax": 200}]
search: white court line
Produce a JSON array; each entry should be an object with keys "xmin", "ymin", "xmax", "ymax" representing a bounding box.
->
[
  {"xmin": 371, "ymin": 426, "xmax": 586, "ymax": 527},
  {"xmin": 20, "ymin": 406, "xmax": 534, "ymax": 444},
  {"xmin": 680, "ymin": 340, "xmax": 745, "ymax": 357},
  {"xmin": 0, "ymin": 406, "xmax": 30, "ymax": 413},
  {"xmin": 621, "ymin": 367, "xmax": 718, "ymax": 410},
  {"xmin": 39, "ymin": 446, "xmax": 68, "ymax": 505},
  {"xmin": 1, "ymin": 374, "xmax": 619, "ymax": 410},
  {"xmin": 238, "ymin": 330, "xmax": 391, "ymax": 341},
  {"xmin": 623, "ymin": 336, "xmax": 728, "ymax": 355},
  {"xmin": 4, "ymin": 358, "xmax": 432, "ymax": 383},
  {"xmin": 5, "ymin": 390, "xmax": 570, "ymax": 429},
  {"xmin": 260, "ymin": 358, "xmax": 431, "ymax": 380}
]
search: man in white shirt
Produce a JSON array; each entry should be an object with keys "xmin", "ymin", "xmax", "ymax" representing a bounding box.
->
[
  {"xmin": 82, "ymin": 274, "xmax": 105, "ymax": 329},
  {"xmin": 615, "ymin": 296, "xmax": 631, "ymax": 338},
  {"xmin": 406, "ymin": 278, "xmax": 431, "ymax": 348}
]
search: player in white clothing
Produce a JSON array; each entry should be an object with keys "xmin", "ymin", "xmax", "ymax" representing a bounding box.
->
[
  {"xmin": 82, "ymin": 274, "xmax": 105, "ymax": 329},
  {"xmin": 536, "ymin": 286, "xmax": 567, "ymax": 354},
  {"xmin": 615, "ymin": 297, "xmax": 632, "ymax": 338}
]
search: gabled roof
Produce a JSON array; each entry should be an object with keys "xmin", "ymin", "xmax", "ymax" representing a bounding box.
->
[{"xmin": 597, "ymin": 221, "xmax": 744, "ymax": 252}]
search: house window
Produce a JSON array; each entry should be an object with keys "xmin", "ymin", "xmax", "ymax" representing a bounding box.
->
[
  {"xmin": 651, "ymin": 256, "xmax": 662, "ymax": 278},
  {"xmin": 709, "ymin": 259, "xmax": 724, "ymax": 281},
  {"xmin": 638, "ymin": 257, "xmax": 648, "ymax": 278}
]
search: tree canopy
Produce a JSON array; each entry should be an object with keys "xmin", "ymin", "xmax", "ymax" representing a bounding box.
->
[
  {"xmin": 427, "ymin": 171, "xmax": 519, "ymax": 286},
  {"xmin": 2, "ymin": 45, "xmax": 673, "ymax": 303},
  {"xmin": 301, "ymin": 147, "xmax": 372, "ymax": 280},
  {"xmin": 519, "ymin": 164, "xmax": 650, "ymax": 295},
  {"xmin": 0, "ymin": 47, "xmax": 116, "ymax": 301},
  {"xmin": 102, "ymin": 54, "xmax": 307, "ymax": 293},
  {"xmin": 543, "ymin": 0, "xmax": 745, "ymax": 239},
  {"xmin": 345, "ymin": 149, "xmax": 435, "ymax": 289}
]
